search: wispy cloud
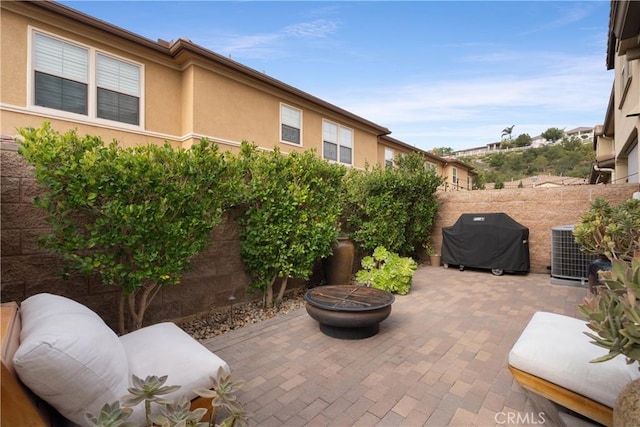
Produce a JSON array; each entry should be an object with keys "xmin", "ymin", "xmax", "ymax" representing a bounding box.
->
[
  {"xmin": 327, "ymin": 52, "xmax": 611, "ymax": 148},
  {"xmin": 204, "ymin": 19, "xmax": 338, "ymax": 59},
  {"xmin": 519, "ymin": 3, "xmax": 597, "ymax": 36}
]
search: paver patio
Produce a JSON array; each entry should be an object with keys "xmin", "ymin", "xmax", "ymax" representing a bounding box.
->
[{"xmin": 203, "ymin": 266, "xmax": 602, "ymax": 427}]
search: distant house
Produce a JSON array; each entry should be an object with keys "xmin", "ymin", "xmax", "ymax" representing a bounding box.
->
[
  {"xmin": 590, "ymin": 0, "xmax": 640, "ymax": 184},
  {"xmin": 0, "ymin": 0, "xmax": 474, "ymax": 183},
  {"xmin": 486, "ymin": 174, "xmax": 589, "ymax": 190},
  {"xmin": 565, "ymin": 127, "xmax": 594, "ymax": 142},
  {"xmin": 379, "ymin": 135, "xmax": 476, "ymax": 190}
]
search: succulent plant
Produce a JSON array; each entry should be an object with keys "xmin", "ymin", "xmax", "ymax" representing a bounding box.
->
[
  {"xmin": 84, "ymin": 401, "xmax": 136, "ymax": 427},
  {"xmin": 121, "ymin": 374, "xmax": 181, "ymax": 426},
  {"xmin": 194, "ymin": 367, "xmax": 248, "ymax": 427},
  {"xmin": 573, "ymin": 198, "xmax": 640, "ymax": 262},
  {"xmin": 148, "ymin": 395, "xmax": 208, "ymax": 427},
  {"xmin": 578, "ymin": 256, "xmax": 640, "ymax": 367}
]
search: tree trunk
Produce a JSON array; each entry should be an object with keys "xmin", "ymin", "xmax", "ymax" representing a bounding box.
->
[
  {"xmin": 124, "ymin": 283, "xmax": 160, "ymax": 332},
  {"xmin": 276, "ymin": 276, "xmax": 289, "ymax": 308},
  {"xmin": 265, "ymin": 274, "xmax": 277, "ymax": 308}
]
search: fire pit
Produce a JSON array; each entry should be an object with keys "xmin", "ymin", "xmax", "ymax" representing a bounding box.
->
[{"xmin": 304, "ymin": 285, "xmax": 395, "ymax": 339}]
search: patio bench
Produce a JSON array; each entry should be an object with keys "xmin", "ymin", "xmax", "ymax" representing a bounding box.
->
[
  {"xmin": 508, "ymin": 311, "xmax": 639, "ymax": 426},
  {"xmin": 1, "ymin": 293, "xmax": 229, "ymax": 426}
]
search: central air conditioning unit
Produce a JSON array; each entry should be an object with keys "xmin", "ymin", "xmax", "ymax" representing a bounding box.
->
[{"xmin": 550, "ymin": 225, "xmax": 598, "ymax": 286}]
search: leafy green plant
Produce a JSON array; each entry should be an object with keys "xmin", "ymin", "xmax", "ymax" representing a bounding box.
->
[
  {"xmin": 86, "ymin": 369, "xmax": 248, "ymax": 427},
  {"xmin": 355, "ymin": 246, "xmax": 418, "ymax": 295},
  {"xmin": 343, "ymin": 152, "xmax": 442, "ymax": 256},
  {"xmin": 18, "ymin": 123, "xmax": 243, "ymax": 333},
  {"xmin": 238, "ymin": 144, "xmax": 345, "ymax": 308},
  {"xmin": 423, "ymin": 239, "xmax": 438, "ymax": 256}
]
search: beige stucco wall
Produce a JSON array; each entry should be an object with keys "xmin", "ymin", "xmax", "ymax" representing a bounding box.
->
[
  {"xmin": 613, "ymin": 49, "xmax": 640, "ymax": 183},
  {"xmin": 1, "ymin": 1, "xmax": 386, "ymax": 169}
]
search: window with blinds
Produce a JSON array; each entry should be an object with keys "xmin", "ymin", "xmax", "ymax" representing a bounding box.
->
[
  {"xmin": 32, "ymin": 31, "xmax": 141, "ymax": 126},
  {"xmin": 323, "ymin": 120, "xmax": 353, "ymax": 165},
  {"xmin": 33, "ymin": 32, "xmax": 88, "ymax": 114},
  {"xmin": 281, "ymin": 104, "xmax": 301, "ymax": 145},
  {"xmin": 96, "ymin": 53, "xmax": 140, "ymax": 125},
  {"xmin": 385, "ymin": 148, "xmax": 394, "ymax": 169}
]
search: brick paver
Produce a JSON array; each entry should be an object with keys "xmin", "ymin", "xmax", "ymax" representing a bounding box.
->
[{"xmin": 203, "ymin": 266, "xmax": 599, "ymax": 426}]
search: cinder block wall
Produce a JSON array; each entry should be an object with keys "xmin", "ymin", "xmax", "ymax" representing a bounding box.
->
[
  {"xmin": 1, "ymin": 140, "xmax": 252, "ymax": 329},
  {"xmin": 433, "ymin": 184, "xmax": 640, "ymax": 274},
  {"xmin": 2, "ymin": 140, "xmax": 639, "ymax": 328}
]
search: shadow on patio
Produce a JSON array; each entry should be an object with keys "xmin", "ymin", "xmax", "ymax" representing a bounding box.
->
[{"xmin": 202, "ymin": 266, "xmax": 599, "ymax": 427}]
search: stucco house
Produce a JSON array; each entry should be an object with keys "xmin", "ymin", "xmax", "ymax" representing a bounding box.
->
[
  {"xmin": 1, "ymin": 0, "xmax": 474, "ymax": 181},
  {"xmin": 590, "ymin": 0, "xmax": 640, "ymax": 184}
]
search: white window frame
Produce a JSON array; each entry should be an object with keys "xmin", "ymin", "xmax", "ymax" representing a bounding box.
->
[
  {"xmin": 280, "ymin": 103, "xmax": 302, "ymax": 146},
  {"xmin": 452, "ymin": 167, "xmax": 458, "ymax": 186},
  {"xmin": 322, "ymin": 119, "xmax": 353, "ymax": 166},
  {"xmin": 28, "ymin": 27, "xmax": 144, "ymax": 129},
  {"xmin": 384, "ymin": 148, "xmax": 394, "ymax": 168}
]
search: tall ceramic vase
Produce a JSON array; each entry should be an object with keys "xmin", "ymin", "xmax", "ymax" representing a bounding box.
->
[{"xmin": 323, "ymin": 237, "xmax": 355, "ymax": 286}]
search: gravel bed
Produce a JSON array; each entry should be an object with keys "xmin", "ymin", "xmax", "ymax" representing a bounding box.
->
[{"xmin": 177, "ymin": 288, "xmax": 307, "ymax": 341}]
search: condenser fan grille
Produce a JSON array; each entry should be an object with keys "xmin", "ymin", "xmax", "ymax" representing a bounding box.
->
[{"xmin": 551, "ymin": 225, "xmax": 598, "ymax": 282}]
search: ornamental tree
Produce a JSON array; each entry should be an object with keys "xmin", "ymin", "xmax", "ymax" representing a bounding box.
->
[
  {"xmin": 19, "ymin": 123, "xmax": 242, "ymax": 333},
  {"xmin": 238, "ymin": 144, "xmax": 345, "ymax": 308},
  {"xmin": 343, "ymin": 151, "xmax": 443, "ymax": 256}
]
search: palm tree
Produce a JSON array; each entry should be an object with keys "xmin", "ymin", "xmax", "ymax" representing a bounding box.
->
[{"xmin": 501, "ymin": 125, "xmax": 515, "ymax": 140}]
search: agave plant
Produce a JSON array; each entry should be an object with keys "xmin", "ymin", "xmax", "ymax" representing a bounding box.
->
[
  {"xmin": 121, "ymin": 375, "xmax": 181, "ymax": 427},
  {"xmin": 194, "ymin": 367, "xmax": 248, "ymax": 427},
  {"xmin": 84, "ymin": 401, "xmax": 136, "ymax": 427},
  {"xmin": 578, "ymin": 257, "xmax": 640, "ymax": 367}
]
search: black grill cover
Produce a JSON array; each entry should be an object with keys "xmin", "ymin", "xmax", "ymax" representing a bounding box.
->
[{"xmin": 442, "ymin": 213, "xmax": 530, "ymax": 272}]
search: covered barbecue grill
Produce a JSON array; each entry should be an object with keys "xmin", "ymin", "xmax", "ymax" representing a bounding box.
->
[{"xmin": 441, "ymin": 213, "xmax": 530, "ymax": 275}]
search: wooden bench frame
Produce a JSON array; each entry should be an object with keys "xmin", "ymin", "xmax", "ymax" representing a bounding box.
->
[
  {"xmin": 1, "ymin": 302, "xmax": 214, "ymax": 426},
  {"xmin": 508, "ymin": 364, "xmax": 613, "ymax": 427}
]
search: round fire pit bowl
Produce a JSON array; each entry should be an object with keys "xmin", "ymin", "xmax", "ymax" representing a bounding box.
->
[{"xmin": 304, "ymin": 285, "xmax": 395, "ymax": 339}]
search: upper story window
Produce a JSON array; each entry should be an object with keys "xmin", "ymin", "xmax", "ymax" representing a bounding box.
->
[
  {"xmin": 96, "ymin": 53, "xmax": 140, "ymax": 125},
  {"xmin": 31, "ymin": 31, "xmax": 141, "ymax": 126},
  {"xmin": 385, "ymin": 148, "xmax": 394, "ymax": 169},
  {"xmin": 425, "ymin": 161, "xmax": 436, "ymax": 170},
  {"xmin": 280, "ymin": 104, "xmax": 302, "ymax": 145},
  {"xmin": 33, "ymin": 32, "xmax": 88, "ymax": 115},
  {"xmin": 323, "ymin": 120, "xmax": 352, "ymax": 165}
]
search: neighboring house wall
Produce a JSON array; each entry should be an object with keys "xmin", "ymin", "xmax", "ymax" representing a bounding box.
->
[
  {"xmin": 592, "ymin": 0, "xmax": 640, "ymax": 184},
  {"xmin": 0, "ymin": 1, "xmax": 389, "ymax": 169}
]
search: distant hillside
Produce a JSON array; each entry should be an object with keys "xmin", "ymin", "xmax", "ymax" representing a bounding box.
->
[{"xmin": 456, "ymin": 138, "xmax": 595, "ymax": 189}]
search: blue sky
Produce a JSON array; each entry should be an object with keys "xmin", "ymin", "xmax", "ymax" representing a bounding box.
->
[{"xmin": 60, "ymin": 1, "xmax": 613, "ymax": 152}]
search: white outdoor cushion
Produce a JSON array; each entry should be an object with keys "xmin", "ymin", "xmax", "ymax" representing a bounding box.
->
[
  {"xmin": 13, "ymin": 293, "xmax": 130, "ymax": 426},
  {"xmin": 509, "ymin": 311, "xmax": 640, "ymax": 408},
  {"xmin": 120, "ymin": 322, "xmax": 230, "ymax": 424}
]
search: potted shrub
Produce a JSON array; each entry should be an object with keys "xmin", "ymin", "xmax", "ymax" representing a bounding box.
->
[
  {"xmin": 424, "ymin": 239, "xmax": 441, "ymax": 267},
  {"xmin": 574, "ymin": 198, "xmax": 640, "ymax": 425}
]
